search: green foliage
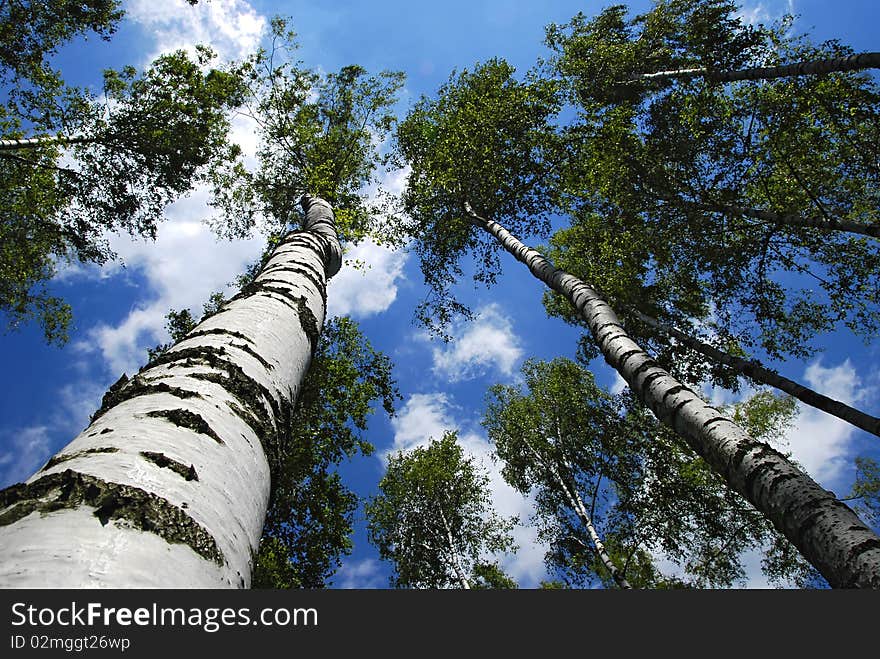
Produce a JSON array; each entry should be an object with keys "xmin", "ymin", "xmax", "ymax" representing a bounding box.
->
[
  {"xmin": 0, "ymin": 1, "xmax": 123, "ymax": 86},
  {"xmin": 210, "ymin": 17, "xmax": 404, "ymax": 244},
  {"xmin": 471, "ymin": 562, "xmax": 518, "ymax": 589},
  {"xmin": 545, "ymin": 1, "xmax": 880, "ymax": 362},
  {"xmin": 366, "ymin": 432, "xmax": 516, "ymax": 589},
  {"xmin": 484, "ymin": 357, "xmax": 813, "ymax": 588},
  {"xmin": 0, "ymin": 47, "xmax": 245, "ymax": 343},
  {"xmin": 544, "ymin": 0, "xmax": 769, "ymax": 107},
  {"xmin": 393, "ymin": 58, "xmax": 562, "ymax": 336}
]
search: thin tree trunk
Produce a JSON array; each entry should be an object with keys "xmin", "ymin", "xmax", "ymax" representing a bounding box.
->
[
  {"xmin": 0, "ymin": 194, "xmax": 341, "ymax": 588},
  {"xmin": 628, "ymin": 308, "xmax": 880, "ymax": 438},
  {"xmin": 698, "ymin": 202, "xmax": 880, "ymax": 239},
  {"xmin": 518, "ymin": 434, "xmax": 631, "ymax": 588},
  {"xmin": 464, "ymin": 202, "xmax": 880, "ymax": 588},
  {"xmin": 630, "ymin": 52, "xmax": 880, "ymax": 85},
  {"xmin": 0, "ymin": 135, "xmax": 93, "ymax": 150},
  {"xmin": 438, "ymin": 506, "xmax": 472, "ymax": 589}
]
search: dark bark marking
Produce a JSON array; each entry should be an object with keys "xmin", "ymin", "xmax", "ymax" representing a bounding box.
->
[
  {"xmin": 43, "ymin": 447, "xmax": 119, "ymax": 471},
  {"xmin": 145, "ymin": 409, "xmax": 224, "ymax": 445},
  {"xmin": 90, "ymin": 377, "xmax": 203, "ymax": 424},
  {"xmin": 0, "ymin": 470, "xmax": 223, "ymax": 565},
  {"xmin": 140, "ymin": 451, "xmax": 199, "ymax": 481}
]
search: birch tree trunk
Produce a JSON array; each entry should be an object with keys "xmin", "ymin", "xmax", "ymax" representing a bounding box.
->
[
  {"xmin": 518, "ymin": 433, "xmax": 631, "ymax": 588},
  {"xmin": 0, "ymin": 135, "xmax": 93, "ymax": 150},
  {"xmin": 630, "ymin": 52, "xmax": 880, "ymax": 85},
  {"xmin": 628, "ymin": 308, "xmax": 880, "ymax": 438},
  {"xmin": 0, "ymin": 194, "xmax": 341, "ymax": 588},
  {"xmin": 464, "ymin": 203, "xmax": 880, "ymax": 588},
  {"xmin": 696, "ymin": 202, "xmax": 880, "ymax": 239}
]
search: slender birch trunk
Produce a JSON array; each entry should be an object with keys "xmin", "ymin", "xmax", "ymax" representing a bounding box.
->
[
  {"xmin": 518, "ymin": 434, "xmax": 631, "ymax": 588},
  {"xmin": 0, "ymin": 194, "xmax": 341, "ymax": 588},
  {"xmin": 438, "ymin": 507, "xmax": 472, "ymax": 589},
  {"xmin": 464, "ymin": 202, "xmax": 880, "ymax": 588},
  {"xmin": 696, "ymin": 202, "xmax": 880, "ymax": 239},
  {"xmin": 630, "ymin": 52, "xmax": 880, "ymax": 85},
  {"xmin": 0, "ymin": 135, "xmax": 93, "ymax": 150},
  {"xmin": 628, "ymin": 308, "xmax": 880, "ymax": 438}
]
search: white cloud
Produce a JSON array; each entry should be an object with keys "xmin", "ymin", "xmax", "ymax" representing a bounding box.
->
[
  {"xmin": 75, "ymin": 185, "xmax": 264, "ymax": 376},
  {"xmin": 333, "ymin": 558, "xmax": 388, "ymax": 589},
  {"xmin": 326, "ymin": 240, "xmax": 408, "ymax": 319},
  {"xmin": 126, "ymin": 0, "xmax": 266, "ymax": 63},
  {"xmin": 783, "ymin": 358, "xmax": 867, "ymax": 485},
  {"xmin": 386, "ymin": 392, "xmax": 547, "ymax": 586},
  {"xmin": 0, "ymin": 426, "xmax": 52, "ymax": 487},
  {"xmin": 735, "ymin": 0, "xmax": 795, "ymax": 26},
  {"xmin": 429, "ymin": 304, "xmax": 524, "ymax": 383}
]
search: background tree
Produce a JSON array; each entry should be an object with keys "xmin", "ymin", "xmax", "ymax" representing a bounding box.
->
[
  {"xmin": 485, "ymin": 358, "xmax": 815, "ymax": 588},
  {"xmin": 0, "ymin": 46, "xmax": 246, "ymax": 343},
  {"xmin": 366, "ymin": 432, "xmax": 516, "ymax": 589}
]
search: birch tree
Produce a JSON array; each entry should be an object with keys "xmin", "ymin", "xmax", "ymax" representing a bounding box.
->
[
  {"xmin": 0, "ymin": 20, "xmax": 404, "ymax": 587},
  {"xmin": 365, "ymin": 432, "xmax": 515, "ymax": 589},
  {"xmin": 0, "ymin": 48, "xmax": 246, "ymax": 343},
  {"xmin": 394, "ymin": 59, "xmax": 880, "ymax": 587},
  {"xmin": 486, "ymin": 358, "xmax": 817, "ymax": 588},
  {"xmin": 0, "ymin": 194, "xmax": 341, "ymax": 587}
]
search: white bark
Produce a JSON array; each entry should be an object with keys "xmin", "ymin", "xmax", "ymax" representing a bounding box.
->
[
  {"xmin": 465, "ymin": 203, "xmax": 880, "ymax": 588},
  {"xmin": 701, "ymin": 202, "xmax": 880, "ymax": 240},
  {"xmin": 438, "ymin": 505, "xmax": 471, "ymax": 589},
  {"xmin": 630, "ymin": 52, "xmax": 880, "ymax": 85},
  {"xmin": 519, "ymin": 435, "xmax": 631, "ymax": 588},
  {"xmin": 629, "ymin": 308, "xmax": 880, "ymax": 438},
  {"xmin": 0, "ymin": 194, "xmax": 341, "ymax": 588},
  {"xmin": 0, "ymin": 135, "xmax": 91, "ymax": 150}
]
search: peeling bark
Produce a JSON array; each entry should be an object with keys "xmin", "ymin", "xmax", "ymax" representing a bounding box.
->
[
  {"xmin": 0, "ymin": 194, "xmax": 342, "ymax": 588},
  {"xmin": 465, "ymin": 203, "xmax": 880, "ymax": 588}
]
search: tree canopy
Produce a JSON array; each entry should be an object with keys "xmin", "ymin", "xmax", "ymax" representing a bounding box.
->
[{"xmin": 366, "ymin": 432, "xmax": 516, "ymax": 588}]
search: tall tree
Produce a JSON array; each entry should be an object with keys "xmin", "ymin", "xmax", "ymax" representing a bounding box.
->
[
  {"xmin": 0, "ymin": 13, "xmax": 403, "ymax": 585},
  {"xmin": 486, "ymin": 357, "xmax": 816, "ymax": 588},
  {"xmin": 366, "ymin": 432, "xmax": 516, "ymax": 589},
  {"xmin": 0, "ymin": 194, "xmax": 341, "ymax": 586},
  {"xmin": 394, "ymin": 60, "xmax": 880, "ymax": 586}
]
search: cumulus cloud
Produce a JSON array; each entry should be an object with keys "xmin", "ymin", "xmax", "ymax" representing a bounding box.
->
[
  {"xmin": 75, "ymin": 185, "xmax": 264, "ymax": 376},
  {"xmin": 126, "ymin": 0, "xmax": 266, "ymax": 63},
  {"xmin": 386, "ymin": 393, "xmax": 547, "ymax": 586},
  {"xmin": 783, "ymin": 358, "xmax": 868, "ymax": 485},
  {"xmin": 332, "ymin": 558, "xmax": 388, "ymax": 589},
  {"xmin": 326, "ymin": 240, "xmax": 408, "ymax": 319},
  {"xmin": 735, "ymin": 0, "xmax": 795, "ymax": 25},
  {"xmin": 429, "ymin": 304, "xmax": 524, "ymax": 383}
]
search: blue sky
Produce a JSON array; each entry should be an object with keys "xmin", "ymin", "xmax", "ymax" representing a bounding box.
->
[{"xmin": 1, "ymin": 0, "xmax": 879, "ymax": 588}]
